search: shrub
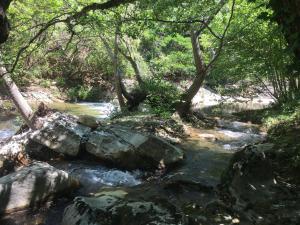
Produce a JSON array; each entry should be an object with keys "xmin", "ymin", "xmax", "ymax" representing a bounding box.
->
[
  {"xmin": 142, "ymin": 78, "xmax": 181, "ymax": 117},
  {"xmin": 67, "ymin": 85, "xmax": 104, "ymax": 102},
  {"xmin": 39, "ymin": 79, "xmax": 52, "ymax": 88}
]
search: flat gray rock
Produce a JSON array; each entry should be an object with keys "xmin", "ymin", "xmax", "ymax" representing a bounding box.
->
[
  {"xmin": 0, "ymin": 161, "xmax": 79, "ymax": 213},
  {"xmin": 86, "ymin": 125, "xmax": 184, "ymax": 170},
  {"xmin": 30, "ymin": 112, "xmax": 90, "ymax": 156}
]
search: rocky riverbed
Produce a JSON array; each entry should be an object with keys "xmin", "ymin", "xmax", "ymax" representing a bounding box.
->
[{"xmin": 0, "ymin": 100, "xmax": 298, "ymax": 225}]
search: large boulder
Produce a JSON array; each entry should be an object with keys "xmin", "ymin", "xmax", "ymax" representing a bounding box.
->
[
  {"xmin": 0, "ymin": 161, "xmax": 79, "ymax": 213},
  {"xmin": 219, "ymin": 143, "xmax": 300, "ymax": 224},
  {"xmin": 30, "ymin": 112, "xmax": 90, "ymax": 157},
  {"xmin": 62, "ymin": 189, "xmax": 183, "ymax": 225},
  {"xmin": 85, "ymin": 125, "xmax": 184, "ymax": 170}
]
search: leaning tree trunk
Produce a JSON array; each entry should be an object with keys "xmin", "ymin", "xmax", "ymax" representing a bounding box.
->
[
  {"xmin": 119, "ymin": 49, "xmax": 144, "ymax": 86},
  {"xmin": 0, "ymin": 66, "xmax": 34, "ymax": 128},
  {"xmin": 113, "ymin": 24, "xmax": 126, "ymax": 111},
  {"xmin": 177, "ymin": 30, "xmax": 207, "ymax": 117},
  {"xmin": 99, "ymin": 34, "xmax": 132, "ymax": 104},
  {"xmin": 0, "ymin": 1, "xmax": 35, "ymax": 128}
]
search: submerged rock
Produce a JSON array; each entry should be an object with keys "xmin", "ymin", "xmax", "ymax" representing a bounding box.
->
[
  {"xmin": 0, "ymin": 161, "xmax": 79, "ymax": 214},
  {"xmin": 86, "ymin": 125, "xmax": 184, "ymax": 170},
  {"xmin": 30, "ymin": 112, "xmax": 90, "ymax": 157}
]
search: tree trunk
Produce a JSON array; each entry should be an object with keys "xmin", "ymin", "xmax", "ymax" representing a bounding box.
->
[
  {"xmin": 113, "ymin": 25, "xmax": 126, "ymax": 110},
  {"xmin": 119, "ymin": 49, "xmax": 144, "ymax": 86},
  {"xmin": 0, "ymin": 0, "xmax": 12, "ymax": 44},
  {"xmin": 99, "ymin": 34, "xmax": 132, "ymax": 103},
  {"xmin": 0, "ymin": 1, "xmax": 35, "ymax": 128},
  {"xmin": 177, "ymin": 30, "xmax": 207, "ymax": 117},
  {"xmin": 0, "ymin": 66, "xmax": 34, "ymax": 128},
  {"xmin": 270, "ymin": 0, "xmax": 300, "ymax": 62}
]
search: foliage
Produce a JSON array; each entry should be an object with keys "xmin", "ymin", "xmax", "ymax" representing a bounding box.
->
[
  {"xmin": 139, "ymin": 32, "xmax": 195, "ymax": 79},
  {"xmin": 264, "ymin": 101, "xmax": 300, "ymax": 130},
  {"xmin": 142, "ymin": 78, "xmax": 182, "ymax": 117},
  {"xmin": 208, "ymin": 0, "xmax": 299, "ymax": 103},
  {"xmin": 0, "ymin": 0, "xmax": 299, "ymax": 111},
  {"xmin": 39, "ymin": 79, "xmax": 52, "ymax": 88},
  {"xmin": 235, "ymin": 99, "xmax": 300, "ymax": 127}
]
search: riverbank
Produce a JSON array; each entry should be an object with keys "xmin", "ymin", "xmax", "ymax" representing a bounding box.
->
[{"xmin": 0, "ymin": 84, "xmax": 65, "ymax": 116}]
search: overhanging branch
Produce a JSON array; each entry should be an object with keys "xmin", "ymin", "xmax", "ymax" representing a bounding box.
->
[
  {"xmin": 206, "ymin": 0, "xmax": 236, "ymax": 70},
  {"xmin": 10, "ymin": 0, "xmax": 136, "ymax": 73}
]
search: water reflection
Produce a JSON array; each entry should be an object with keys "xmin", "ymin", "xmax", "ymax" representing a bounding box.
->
[{"xmin": 49, "ymin": 102, "xmax": 117, "ymax": 119}]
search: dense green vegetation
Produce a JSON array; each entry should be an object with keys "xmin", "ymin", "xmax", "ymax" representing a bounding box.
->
[
  {"xmin": 0, "ymin": 0, "xmax": 298, "ymax": 121},
  {"xmin": 0, "ymin": 0, "xmax": 298, "ymax": 115}
]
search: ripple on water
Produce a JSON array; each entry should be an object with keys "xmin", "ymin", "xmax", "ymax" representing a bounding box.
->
[
  {"xmin": 217, "ymin": 128, "xmax": 266, "ymax": 151},
  {"xmin": 73, "ymin": 167, "xmax": 142, "ymax": 187},
  {"xmin": 52, "ymin": 162, "xmax": 142, "ymax": 195},
  {"xmin": 77, "ymin": 102, "xmax": 117, "ymax": 119},
  {"xmin": 0, "ymin": 129, "xmax": 15, "ymax": 140}
]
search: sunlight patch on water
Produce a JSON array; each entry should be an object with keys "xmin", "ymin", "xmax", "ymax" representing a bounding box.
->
[
  {"xmin": 49, "ymin": 102, "xmax": 117, "ymax": 119},
  {"xmin": 52, "ymin": 161, "xmax": 142, "ymax": 195},
  {"xmin": 0, "ymin": 116, "xmax": 20, "ymax": 141},
  {"xmin": 77, "ymin": 102, "xmax": 117, "ymax": 119}
]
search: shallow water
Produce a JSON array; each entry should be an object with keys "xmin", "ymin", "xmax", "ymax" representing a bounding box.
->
[
  {"xmin": 49, "ymin": 102, "xmax": 117, "ymax": 119},
  {"xmin": 0, "ymin": 115, "xmax": 21, "ymax": 141},
  {"xmin": 176, "ymin": 119, "xmax": 266, "ymax": 186}
]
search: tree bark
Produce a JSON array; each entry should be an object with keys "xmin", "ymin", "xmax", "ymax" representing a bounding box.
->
[
  {"xmin": 0, "ymin": 1, "xmax": 35, "ymax": 128},
  {"xmin": 269, "ymin": 0, "xmax": 300, "ymax": 62},
  {"xmin": 177, "ymin": 30, "xmax": 207, "ymax": 117},
  {"xmin": 0, "ymin": 66, "xmax": 34, "ymax": 128},
  {"xmin": 119, "ymin": 48, "xmax": 144, "ymax": 86},
  {"xmin": 183, "ymin": 30, "xmax": 207, "ymax": 103},
  {"xmin": 113, "ymin": 25, "xmax": 126, "ymax": 110},
  {"xmin": 99, "ymin": 34, "xmax": 132, "ymax": 102},
  {"xmin": 0, "ymin": 0, "xmax": 12, "ymax": 43}
]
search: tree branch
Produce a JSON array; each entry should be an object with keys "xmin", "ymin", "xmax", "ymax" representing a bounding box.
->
[
  {"xmin": 10, "ymin": 0, "xmax": 135, "ymax": 73},
  {"xmin": 68, "ymin": 0, "xmax": 135, "ymax": 21},
  {"xmin": 206, "ymin": 0, "xmax": 236, "ymax": 70}
]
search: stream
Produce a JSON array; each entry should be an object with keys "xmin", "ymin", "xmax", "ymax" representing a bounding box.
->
[{"xmin": 0, "ymin": 101, "xmax": 268, "ymax": 225}]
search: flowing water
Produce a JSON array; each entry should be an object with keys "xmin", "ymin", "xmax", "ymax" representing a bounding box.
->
[
  {"xmin": 173, "ymin": 119, "xmax": 266, "ymax": 187},
  {"xmin": 51, "ymin": 161, "xmax": 142, "ymax": 195},
  {"xmin": 0, "ymin": 115, "xmax": 21, "ymax": 141},
  {"xmin": 49, "ymin": 102, "xmax": 117, "ymax": 119}
]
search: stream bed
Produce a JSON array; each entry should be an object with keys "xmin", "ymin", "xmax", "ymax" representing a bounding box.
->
[{"xmin": 0, "ymin": 101, "xmax": 267, "ymax": 225}]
